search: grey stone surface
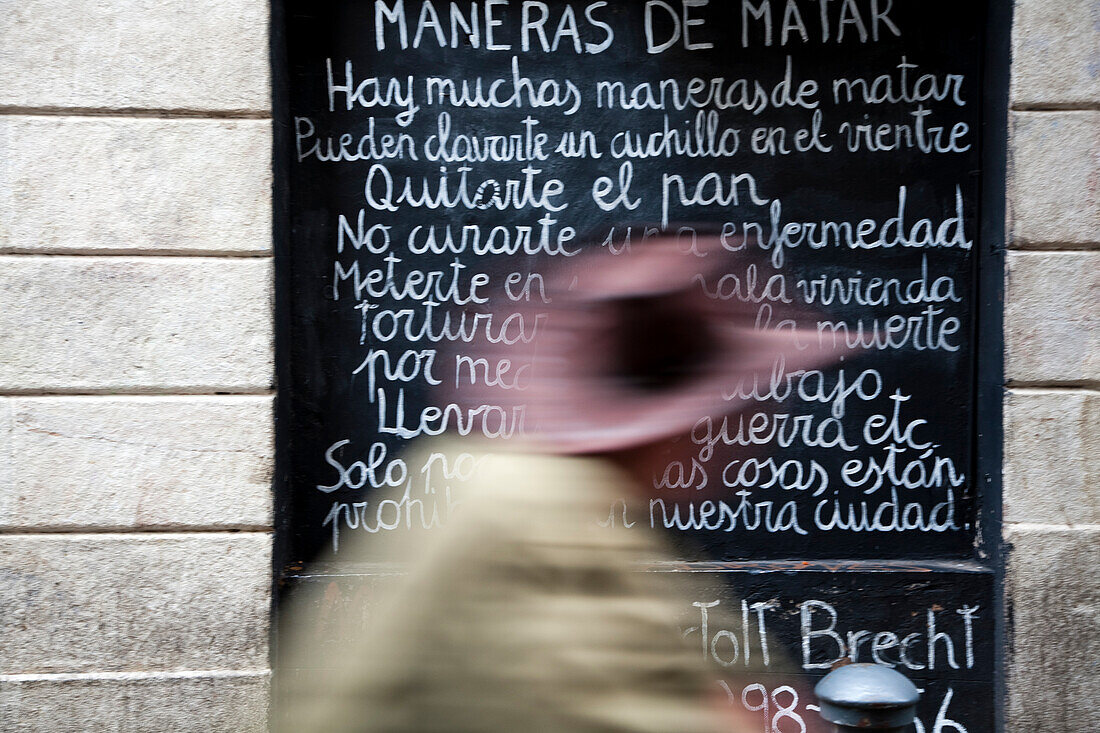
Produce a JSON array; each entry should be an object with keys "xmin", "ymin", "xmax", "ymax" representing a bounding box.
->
[
  {"xmin": 0, "ymin": 672, "xmax": 268, "ymax": 733},
  {"xmin": 1012, "ymin": 0, "xmax": 1100, "ymax": 107},
  {"xmin": 0, "ymin": 117, "xmax": 272, "ymax": 254},
  {"xmin": 0, "ymin": 399, "xmax": 11, "ymax": 504},
  {"xmin": 1005, "ymin": 252, "xmax": 1100, "ymax": 383},
  {"xmin": 1009, "ymin": 112, "xmax": 1100, "ymax": 247},
  {"xmin": 0, "ymin": 256, "xmax": 272, "ymax": 392},
  {"xmin": 0, "ymin": 396, "xmax": 272, "ymax": 530},
  {"xmin": 1006, "ymin": 526, "xmax": 1100, "ymax": 732},
  {"xmin": 0, "ymin": 533, "xmax": 271, "ymax": 674},
  {"xmin": 1004, "ymin": 389, "xmax": 1100, "ymax": 525},
  {"xmin": 0, "ymin": 0, "xmax": 269, "ymax": 112}
]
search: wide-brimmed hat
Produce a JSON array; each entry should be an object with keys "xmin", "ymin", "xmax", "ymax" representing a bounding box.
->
[{"xmin": 449, "ymin": 235, "xmax": 842, "ymax": 454}]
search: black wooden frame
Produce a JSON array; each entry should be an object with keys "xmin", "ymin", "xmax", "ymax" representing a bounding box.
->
[{"xmin": 269, "ymin": 0, "xmax": 1012, "ymax": 726}]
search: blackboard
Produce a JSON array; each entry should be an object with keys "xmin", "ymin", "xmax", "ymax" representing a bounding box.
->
[
  {"xmin": 272, "ymin": 0, "xmax": 1005, "ymax": 728},
  {"xmin": 284, "ymin": 563, "xmax": 995, "ymax": 731}
]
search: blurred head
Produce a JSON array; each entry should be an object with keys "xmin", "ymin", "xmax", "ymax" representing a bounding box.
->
[{"xmin": 448, "ymin": 233, "xmax": 841, "ymax": 457}]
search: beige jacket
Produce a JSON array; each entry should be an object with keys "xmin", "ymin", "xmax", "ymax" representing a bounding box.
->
[{"xmin": 277, "ymin": 445, "xmax": 741, "ymax": 733}]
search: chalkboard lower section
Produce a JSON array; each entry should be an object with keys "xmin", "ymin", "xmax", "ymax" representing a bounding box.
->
[{"xmin": 277, "ymin": 562, "xmax": 994, "ymax": 732}]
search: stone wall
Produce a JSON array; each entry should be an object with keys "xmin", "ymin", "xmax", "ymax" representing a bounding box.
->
[
  {"xmin": 1005, "ymin": 0, "xmax": 1100, "ymax": 730},
  {"xmin": 0, "ymin": 1, "xmax": 1097, "ymax": 731},
  {"xmin": 0, "ymin": 2, "xmax": 274, "ymax": 731}
]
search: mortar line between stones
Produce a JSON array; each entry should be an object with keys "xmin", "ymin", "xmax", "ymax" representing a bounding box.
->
[
  {"xmin": 1006, "ymin": 245, "xmax": 1100, "ymax": 253},
  {"xmin": 0, "ymin": 669, "xmax": 271, "ymax": 683},
  {"xmin": 0, "ymin": 393, "xmax": 273, "ymax": 401},
  {"xmin": 0, "ymin": 389, "xmax": 275, "ymax": 397},
  {"xmin": 1006, "ymin": 522, "xmax": 1100, "ymax": 532},
  {"xmin": 0, "ymin": 106, "xmax": 272, "ymax": 120},
  {"xmin": 0, "ymin": 253, "xmax": 275, "ymax": 262},
  {"xmin": 1005, "ymin": 381, "xmax": 1100, "ymax": 390},
  {"xmin": 0, "ymin": 249, "xmax": 274, "ymax": 258},
  {"xmin": 0, "ymin": 527, "xmax": 274, "ymax": 536},
  {"xmin": 1011, "ymin": 104, "xmax": 1100, "ymax": 112}
]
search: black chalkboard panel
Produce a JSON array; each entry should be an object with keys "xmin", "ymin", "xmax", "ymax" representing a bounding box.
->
[
  {"xmin": 273, "ymin": 2, "xmax": 1007, "ymax": 727},
  {"xmin": 276, "ymin": 0, "xmax": 988, "ymax": 568}
]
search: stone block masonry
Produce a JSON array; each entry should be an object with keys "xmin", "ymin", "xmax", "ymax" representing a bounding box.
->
[
  {"xmin": 0, "ymin": 0, "xmax": 273, "ymax": 730},
  {"xmin": 0, "ymin": 117, "xmax": 272, "ymax": 255},
  {"xmin": 1006, "ymin": 1, "xmax": 1100, "ymax": 730},
  {"xmin": 1011, "ymin": 0, "xmax": 1100, "ymax": 109},
  {"xmin": 1008, "ymin": 112, "xmax": 1100, "ymax": 247},
  {"xmin": 1004, "ymin": 526, "xmax": 1100, "ymax": 733},
  {"xmin": 1003, "ymin": 390, "xmax": 1100, "ymax": 525},
  {"xmin": 1005, "ymin": 251, "xmax": 1100, "ymax": 384},
  {"xmin": 0, "ymin": 534, "xmax": 270, "ymax": 674},
  {"xmin": 0, "ymin": 672, "xmax": 269, "ymax": 733},
  {"xmin": 0, "ymin": 396, "xmax": 273, "ymax": 530},
  {"xmin": 0, "ymin": 0, "xmax": 269, "ymax": 112},
  {"xmin": 0, "ymin": 257, "xmax": 272, "ymax": 392}
]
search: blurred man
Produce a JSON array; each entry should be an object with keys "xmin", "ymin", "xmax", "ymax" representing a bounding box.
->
[{"xmin": 277, "ymin": 235, "xmax": 836, "ymax": 732}]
